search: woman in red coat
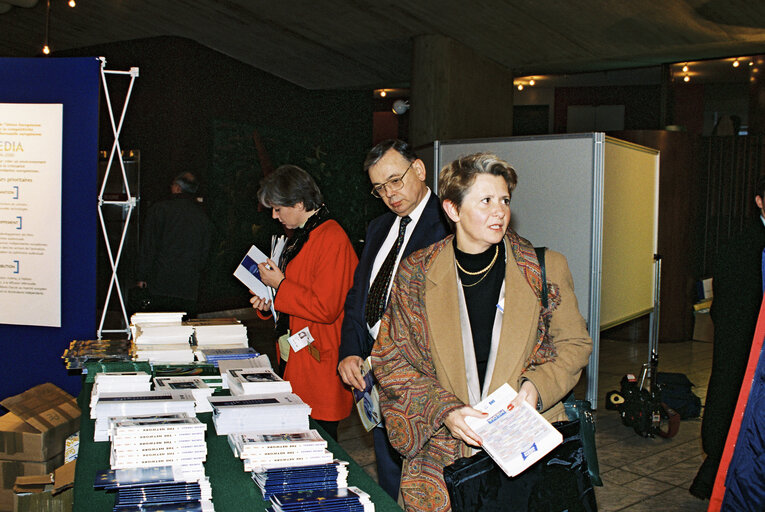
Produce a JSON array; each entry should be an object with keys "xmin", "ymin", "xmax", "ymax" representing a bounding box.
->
[{"xmin": 250, "ymin": 165, "xmax": 358, "ymax": 439}]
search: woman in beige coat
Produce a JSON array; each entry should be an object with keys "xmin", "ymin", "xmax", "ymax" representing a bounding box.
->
[{"xmin": 371, "ymin": 152, "xmax": 592, "ymax": 511}]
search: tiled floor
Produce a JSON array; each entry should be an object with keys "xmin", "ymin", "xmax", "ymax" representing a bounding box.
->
[
  {"xmin": 244, "ymin": 313, "xmax": 713, "ymax": 511},
  {"xmin": 336, "ymin": 337, "xmax": 713, "ymax": 512}
]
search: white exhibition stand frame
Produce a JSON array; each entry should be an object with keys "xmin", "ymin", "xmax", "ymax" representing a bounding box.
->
[{"xmin": 97, "ymin": 57, "xmax": 139, "ymax": 339}]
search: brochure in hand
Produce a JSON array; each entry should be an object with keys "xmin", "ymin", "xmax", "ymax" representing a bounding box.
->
[
  {"xmin": 464, "ymin": 383, "xmax": 563, "ymax": 477},
  {"xmin": 233, "ymin": 244, "xmax": 277, "ymax": 320}
]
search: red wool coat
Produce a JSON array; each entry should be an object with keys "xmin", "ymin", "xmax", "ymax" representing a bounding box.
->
[{"xmin": 274, "ymin": 219, "xmax": 358, "ymax": 421}]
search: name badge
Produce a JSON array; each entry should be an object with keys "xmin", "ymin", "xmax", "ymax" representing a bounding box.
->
[{"xmin": 288, "ymin": 327, "xmax": 314, "ymax": 352}]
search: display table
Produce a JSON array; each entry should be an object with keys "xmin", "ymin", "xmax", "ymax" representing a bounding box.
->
[{"xmin": 73, "ymin": 382, "xmax": 401, "ymax": 511}]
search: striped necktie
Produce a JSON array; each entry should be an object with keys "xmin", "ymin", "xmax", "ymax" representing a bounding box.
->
[{"xmin": 365, "ymin": 216, "xmax": 411, "ymax": 327}]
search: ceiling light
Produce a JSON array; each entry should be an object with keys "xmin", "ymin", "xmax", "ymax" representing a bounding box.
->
[
  {"xmin": 683, "ymin": 75, "xmax": 690, "ymax": 83},
  {"xmin": 379, "ymin": 90, "xmax": 386, "ymax": 98},
  {"xmin": 517, "ymin": 84, "xmax": 523, "ymax": 91},
  {"xmin": 42, "ymin": 0, "xmax": 51, "ymax": 56},
  {"xmin": 682, "ymin": 65, "xmax": 689, "ymax": 73},
  {"xmin": 68, "ymin": 0, "xmax": 75, "ymax": 6},
  {"xmin": 733, "ymin": 59, "xmax": 740, "ymax": 68},
  {"xmin": 750, "ymin": 61, "xmax": 754, "ymax": 67},
  {"xmin": 529, "ymin": 79, "xmax": 535, "ymax": 86}
]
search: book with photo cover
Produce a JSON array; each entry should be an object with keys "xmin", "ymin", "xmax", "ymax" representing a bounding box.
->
[{"xmin": 352, "ymin": 356, "xmax": 382, "ymax": 432}]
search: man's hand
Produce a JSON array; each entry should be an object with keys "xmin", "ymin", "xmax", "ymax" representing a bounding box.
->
[
  {"xmin": 338, "ymin": 355, "xmax": 366, "ymax": 390},
  {"xmin": 444, "ymin": 406, "xmax": 487, "ymax": 447}
]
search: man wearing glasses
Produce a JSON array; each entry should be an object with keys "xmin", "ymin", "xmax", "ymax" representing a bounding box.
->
[{"xmin": 338, "ymin": 139, "xmax": 449, "ymax": 499}]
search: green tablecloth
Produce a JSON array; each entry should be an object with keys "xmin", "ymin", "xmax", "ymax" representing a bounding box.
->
[{"xmin": 73, "ymin": 381, "xmax": 401, "ymax": 511}]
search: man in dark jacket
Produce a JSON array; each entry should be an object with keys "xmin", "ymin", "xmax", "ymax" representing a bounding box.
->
[
  {"xmin": 690, "ymin": 175, "xmax": 765, "ymax": 499},
  {"xmin": 338, "ymin": 140, "xmax": 450, "ymax": 499},
  {"xmin": 135, "ymin": 172, "xmax": 213, "ymax": 316}
]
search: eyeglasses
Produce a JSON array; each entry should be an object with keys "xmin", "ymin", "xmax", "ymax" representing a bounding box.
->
[{"xmin": 371, "ymin": 162, "xmax": 413, "ymax": 198}]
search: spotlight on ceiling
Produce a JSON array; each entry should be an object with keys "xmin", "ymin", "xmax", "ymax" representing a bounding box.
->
[
  {"xmin": 392, "ymin": 99, "xmax": 409, "ymax": 115},
  {"xmin": 733, "ymin": 58, "xmax": 740, "ymax": 68}
]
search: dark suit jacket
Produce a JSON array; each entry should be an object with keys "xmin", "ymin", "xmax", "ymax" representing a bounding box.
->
[{"xmin": 339, "ymin": 192, "xmax": 450, "ymax": 360}]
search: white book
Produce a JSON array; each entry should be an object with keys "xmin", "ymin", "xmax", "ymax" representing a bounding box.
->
[
  {"xmin": 464, "ymin": 383, "xmax": 563, "ymax": 478},
  {"xmin": 227, "ymin": 368, "xmax": 292, "ymax": 396},
  {"xmin": 230, "ymin": 429, "xmax": 326, "ymax": 457},
  {"xmin": 233, "ymin": 245, "xmax": 276, "ymax": 320}
]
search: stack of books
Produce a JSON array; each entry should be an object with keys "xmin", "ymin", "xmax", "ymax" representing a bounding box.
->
[
  {"xmin": 188, "ymin": 318, "xmax": 249, "ymax": 349},
  {"xmin": 196, "ymin": 347, "xmax": 259, "ymax": 366},
  {"xmin": 94, "ymin": 465, "xmax": 214, "ymax": 511},
  {"xmin": 109, "ymin": 413, "xmax": 208, "ymax": 472},
  {"xmin": 90, "ymin": 371, "xmax": 153, "ymax": 411},
  {"xmin": 228, "ymin": 430, "xmax": 331, "ymax": 473},
  {"xmin": 91, "ymin": 391, "xmax": 196, "ymax": 442},
  {"xmin": 218, "ymin": 356, "xmax": 272, "ymax": 389},
  {"xmin": 154, "ymin": 364, "xmax": 225, "ymax": 391},
  {"xmin": 61, "ymin": 339, "xmax": 134, "ymax": 371},
  {"xmin": 251, "ymin": 460, "xmax": 349, "ymax": 499},
  {"xmin": 227, "ymin": 368, "xmax": 292, "ymax": 396},
  {"xmin": 208, "ymin": 393, "xmax": 311, "ymax": 435},
  {"xmin": 268, "ymin": 487, "xmax": 374, "ymax": 512},
  {"xmin": 154, "ymin": 376, "xmax": 214, "ymax": 413},
  {"xmin": 130, "ymin": 312, "xmax": 195, "ymax": 363},
  {"xmin": 130, "ymin": 311, "xmax": 186, "ymax": 327},
  {"xmin": 133, "ymin": 324, "xmax": 195, "ymax": 362}
]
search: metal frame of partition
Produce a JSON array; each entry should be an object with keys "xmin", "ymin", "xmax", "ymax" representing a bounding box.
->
[{"xmin": 96, "ymin": 57, "xmax": 139, "ymax": 339}]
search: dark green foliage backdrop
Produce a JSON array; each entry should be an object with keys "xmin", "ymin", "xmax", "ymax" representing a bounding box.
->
[{"xmin": 206, "ymin": 120, "xmax": 386, "ymax": 307}]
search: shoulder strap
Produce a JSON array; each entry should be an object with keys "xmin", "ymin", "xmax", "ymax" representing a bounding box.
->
[{"xmin": 534, "ymin": 246, "xmax": 548, "ymax": 310}]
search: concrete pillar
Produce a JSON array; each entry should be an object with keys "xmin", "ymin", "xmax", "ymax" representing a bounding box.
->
[{"xmin": 410, "ymin": 35, "xmax": 515, "ymax": 147}]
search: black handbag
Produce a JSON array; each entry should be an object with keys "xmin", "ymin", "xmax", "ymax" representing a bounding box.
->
[
  {"xmin": 563, "ymin": 394, "xmax": 602, "ymax": 486},
  {"xmin": 443, "ymin": 419, "xmax": 598, "ymax": 512}
]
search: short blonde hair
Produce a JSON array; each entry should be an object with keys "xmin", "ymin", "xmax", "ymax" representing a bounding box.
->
[{"xmin": 439, "ymin": 152, "xmax": 518, "ymax": 213}]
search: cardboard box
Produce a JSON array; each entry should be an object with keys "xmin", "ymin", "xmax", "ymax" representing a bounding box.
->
[
  {"xmin": 0, "ymin": 384, "xmax": 80, "ymax": 462},
  {"xmin": 693, "ymin": 309, "xmax": 714, "ymax": 342},
  {"xmin": 13, "ymin": 488, "xmax": 72, "ymax": 512},
  {"xmin": 0, "ymin": 456, "xmax": 62, "ymax": 512},
  {"xmin": 12, "ymin": 460, "xmax": 74, "ymax": 512}
]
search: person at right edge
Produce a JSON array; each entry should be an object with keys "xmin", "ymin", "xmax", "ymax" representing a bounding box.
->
[
  {"xmin": 690, "ymin": 175, "xmax": 765, "ymax": 500},
  {"xmin": 337, "ymin": 139, "xmax": 450, "ymax": 500},
  {"xmin": 372, "ymin": 152, "xmax": 593, "ymax": 511}
]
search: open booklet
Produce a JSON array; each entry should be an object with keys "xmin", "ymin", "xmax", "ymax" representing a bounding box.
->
[
  {"xmin": 233, "ymin": 236, "xmax": 286, "ymax": 323},
  {"xmin": 464, "ymin": 383, "xmax": 563, "ymax": 477},
  {"xmin": 352, "ymin": 357, "xmax": 382, "ymax": 431}
]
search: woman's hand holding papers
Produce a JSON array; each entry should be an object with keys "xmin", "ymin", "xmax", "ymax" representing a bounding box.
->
[
  {"xmin": 444, "ymin": 406, "xmax": 487, "ymax": 447},
  {"xmin": 257, "ymin": 258, "xmax": 285, "ymax": 289}
]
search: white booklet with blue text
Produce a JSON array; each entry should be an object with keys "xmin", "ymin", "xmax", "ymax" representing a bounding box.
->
[
  {"xmin": 233, "ymin": 245, "xmax": 276, "ymax": 321},
  {"xmin": 465, "ymin": 383, "xmax": 562, "ymax": 477}
]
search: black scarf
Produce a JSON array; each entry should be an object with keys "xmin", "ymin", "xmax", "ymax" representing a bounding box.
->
[{"xmin": 275, "ymin": 204, "xmax": 331, "ymax": 336}]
